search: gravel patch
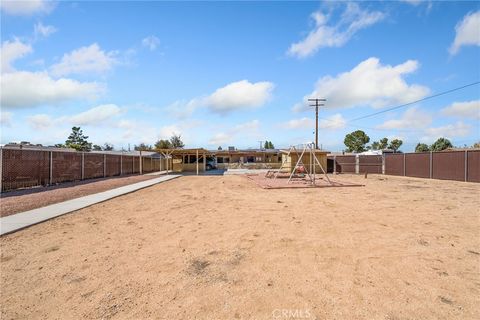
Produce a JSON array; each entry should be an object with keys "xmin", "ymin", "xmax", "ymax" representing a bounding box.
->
[{"xmin": 0, "ymin": 175, "xmax": 158, "ymax": 217}]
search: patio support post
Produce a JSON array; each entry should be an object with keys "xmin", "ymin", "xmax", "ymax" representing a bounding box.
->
[
  {"xmin": 203, "ymin": 152, "xmax": 206, "ymax": 172},
  {"xmin": 196, "ymin": 149, "xmax": 199, "ymax": 175}
]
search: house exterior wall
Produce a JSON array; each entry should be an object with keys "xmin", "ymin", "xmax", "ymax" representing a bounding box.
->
[{"xmin": 283, "ymin": 153, "xmax": 328, "ymax": 174}]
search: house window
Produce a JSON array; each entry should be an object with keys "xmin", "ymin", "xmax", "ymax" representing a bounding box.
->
[
  {"xmin": 217, "ymin": 157, "xmax": 224, "ymax": 163},
  {"xmin": 247, "ymin": 156, "xmax": 255, "ymax": 163}
]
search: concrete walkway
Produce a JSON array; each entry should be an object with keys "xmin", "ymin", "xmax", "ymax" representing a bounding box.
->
[{"xmin": 0, "ymin": 174, "xmax": 180, "ymax": 236}]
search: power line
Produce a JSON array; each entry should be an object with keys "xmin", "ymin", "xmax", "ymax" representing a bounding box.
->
[
  {"xmin": 348, "ymin": 81, "xmax": 480, "ymax": 122},
  {"xmin": 308, "ymin": 98, "xmax": 326, "ymax": 149}
]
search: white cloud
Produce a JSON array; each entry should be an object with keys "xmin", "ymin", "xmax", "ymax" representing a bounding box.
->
[
  {"xmin": 27, "ymin": 104, "xmax": 123, "ymax": 130},
  {"xmin": 0, "ymin": 0, "xmax": 54, "ymax": 16},
  {"xmin": 34, "ymin": 22, "xmax": 57, "ymax": 38},
  {"xmin": 142, "ymin": 36, "xmax": 160, "ymax": 51},
  {"xmin": 288, "ymin": 3, "xmax": 385, "ymax": 58},
  {"xmin": 27, "ymin": 114, "xmax": 53, "ymax": 130},
  {"xmin": 168, "ymin": 80, "xmax": 274, "ymax": 117},
  {"xmin": 209, "ymin": 133, "xmax": 231, "ymax": 146},
  {"xmin": 206, "ymin": 80, "xmax": 274, "ymax": 114},
  {"xmin": 165, "ymin": 99, "xmax": 201, "ymax": 119},
  {"xmin": 401, "ymin": 0, "xmax": 423, "ymax": 6},
  {"xmin": 1, "ymin": 71, "xmax": 103, "ymax": 109},
  {"xmin": 50, "ymin": 43, "xmax": 117, "ymax": 77},
  {"xmin": 441, "ymin": 100, "xmax": 480, "ymax": 120},
  {"xmin": 208, "ymin": 120, "xmax": 261, "ymax": 146},
  {"xmin": 449, "ymin": 11, "xmax": 480, "ymax": 55},
  {"xmin": 282, "ymin": 117, "xmax": 315, "ymax": 129},
  {"xmin": 421, "ymin": 122, "xmax": 471, "ymax": 142},
  {"xmin": 294, "ymin": 57, "xmax": 429, "ymax": 111},
  {"xmin": 0, "ymin": 38, "xmax": 33, "ymax": 73},
  {"xmin": 377, "ymin": 107, "xmax": 432, "ymax": 129},
  {"xmin": 69, "ymin": 104, "xmax": 123, "ymax": 125},
  {"xmin": 233, "ymin": 119, "xmax": 260, "ymax": 131},
  {"xmin": 159, "ymin": 124, "xmax": 181, "ymax": 139},
  {"xmin": 319, "ymin": 113, "xmax": 346, "ymax": 129},
  {"xmin": 0, "ymin": 111, "xmax": 13, "ymax": 127}
]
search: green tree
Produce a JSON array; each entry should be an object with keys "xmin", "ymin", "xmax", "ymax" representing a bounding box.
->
[
  {"xmin": 371, "ymin": 141, "xmax": 380, "ymax": 150},
  {"xmin": 415, "ymin": 143, "xmax": 430, "ymax": 152},
  {"xmin": 264, "ymin": 141, "xmax": 275, "ymax": 149},
  {"xmin": 65, "ymin": 127, "xmax": 92, "ymax": 151},
  {"xmin": 155, "ymin": 139, "xmax": 172, "ymax": 149},
  {"xmin": 134, "ymin": 143, "xmax": 153, "ymax": 151},
  {"xmin": 92, "ymin": 144, "xmax": 102, "ymax": 151},
  {"xmin": 473, "ymin": 141, "xmax": 480, "ymax": 148},
  {"xmin": 103, "ymin": 143, "xmax": 114, "ymax": 151},
  {"xmin": 54, "ymin": 143, "xmax": 66, "ymax": 148},
  {"xmin": 430, "ymin": 137, "xmax": 453, "ymax": 151},
  {"xmin": 379, "ymin": 138, "xmax": 389, "ymax": 149},
  {"xmin": 169, "ymin": 134, "xmax": 185, "ymax": 148},
  {"xmin": 388, "ymin": 139, "xmax": 403, "ymax": 152},
  {"xmin": 344, "ymin": 130, "xmax": 370, "ymax": 153}
]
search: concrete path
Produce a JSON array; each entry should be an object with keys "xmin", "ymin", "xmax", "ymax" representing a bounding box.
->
[
  {"xmin": 0, "ymin": 175, "xmax": 180, "ymax": 236},
  {"xmin": 224, "ymin": 169, "xmax": 271, "ymax": 175}
]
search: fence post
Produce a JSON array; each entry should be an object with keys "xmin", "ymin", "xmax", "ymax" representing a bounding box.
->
[
  {"xmin": 465, "ymin": 150, "xmax": 468, "ymax": 182},
  {"xmin": 382, "ymin": 154, "xmax": 385, "ymax": 175},
  {"xmin": 49, "ymin": 151, "xmax": 53, "ymax": 185},
  {"xmin": 0, "ymin": 148, "xmax": 3, "ymax": 193},
  {"xmin": 81, "ymin": 152, "xmax": 85, "ymax": 180},
  {"xmin": 139, "ymin": 151, "xmax": 143, "ymax": 175},
  {"xmin": 403, "ymin": 153, "xmax": 406, "ymax": 176},
  {"xmin": 429, "ymin": 151, "xmax": 433, "ymax": 179},
  {"xmin": 355, "ymin": 155, "xmax": 359, "ymax": 174},
  {"xmin": 160, "ymin": 157, "xmax": 162, "ymax": 172},
  {"xmin": 104, "ymin": 154, "xmax": 106, "ymax": 178},
  {"xmin": 333, "ymin": 155, "xmax": 337, "ymax": 174},
  {"xmin": 132, "ymin": 155, "xmax": 134, "ymax": 174},
  {"xmin": 120, "ymin": 154, "xmax": 123, "ymax": 175}
]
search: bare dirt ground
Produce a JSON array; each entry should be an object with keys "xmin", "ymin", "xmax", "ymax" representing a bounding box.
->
[
  {"xmin": 1, "ymin": 174, "xmax": 479, "ymax": 319},
  {"xmin": 0, "ymin": 174, "xmax": 158, "ymax": 217}
]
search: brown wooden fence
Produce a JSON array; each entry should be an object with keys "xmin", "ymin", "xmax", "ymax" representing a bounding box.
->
[
  {"xmin": 0, "ymin": 148, "xmax": 171, "ymax": 192},
  {"xmin": 328, "ymin": 150, "xmax": 479, "ymax": 183}
]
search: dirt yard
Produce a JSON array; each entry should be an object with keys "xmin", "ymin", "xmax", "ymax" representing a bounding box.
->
[
  {"xmin": 0, "ymin": 174, "xmax": 158, "ymax": 217},
  {"xmin": 1, "ymin": 174, "xmax": 479, "ymax": 319}
]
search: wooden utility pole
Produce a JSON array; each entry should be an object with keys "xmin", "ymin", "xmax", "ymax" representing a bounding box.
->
[{"xmin": 308, "ymin": 98, "xmax": 326, "ymax": 149}]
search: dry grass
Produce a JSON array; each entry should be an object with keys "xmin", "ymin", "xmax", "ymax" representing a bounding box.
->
[{"xmin": 1, "ymin": 174, "xmax": 479, "ymax": 319}]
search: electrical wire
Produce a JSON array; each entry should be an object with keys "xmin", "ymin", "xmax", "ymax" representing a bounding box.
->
[{"xmin": 348, "ymin": 81, "xmax": 480, "ymax": 122}]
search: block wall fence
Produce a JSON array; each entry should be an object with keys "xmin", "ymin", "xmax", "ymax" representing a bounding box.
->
[
  {"xmin": 327, "ymin": 150, "xmax": 479, "ymax": 183},
  {"xmin": 0, "ymin": 148, "xmax": 172, "ymax": 192}
]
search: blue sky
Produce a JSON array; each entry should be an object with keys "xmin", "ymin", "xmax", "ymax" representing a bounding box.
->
[{"xmin": 1, "ymin": 0, "xmax": 479, "ymax": 152}]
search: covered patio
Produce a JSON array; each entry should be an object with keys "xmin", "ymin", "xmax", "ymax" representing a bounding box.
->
[{"xmin": 156, "ymin": 148, "xmax": 213, "ymax": 175}]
